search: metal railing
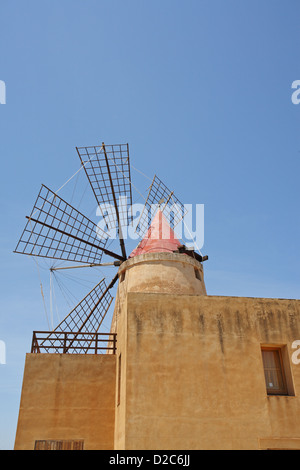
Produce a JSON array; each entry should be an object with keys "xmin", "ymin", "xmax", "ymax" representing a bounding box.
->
[{"xmin": 31, "ymin": 331, "xmax": 117, "ymax": 355}]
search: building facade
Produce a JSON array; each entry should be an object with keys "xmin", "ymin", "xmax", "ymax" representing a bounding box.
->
[{"xmin": 14, "ymin": 215, "xmax": 300, "ymax": 450}]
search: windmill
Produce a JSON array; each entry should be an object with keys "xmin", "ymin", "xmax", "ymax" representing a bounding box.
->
[{"xmin": 14, "ymin": 142, "xmax": 206, "ymax": 354}]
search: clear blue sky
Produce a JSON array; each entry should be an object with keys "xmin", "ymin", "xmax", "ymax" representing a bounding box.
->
[{"xmin": 0, "ymin": 0, "xmax": 299, "ymax": 449}]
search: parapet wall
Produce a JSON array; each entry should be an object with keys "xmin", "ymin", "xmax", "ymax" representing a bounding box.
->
[{"xmin": 14, "ymin": 354, "xmax": 116, "ymax": 450}]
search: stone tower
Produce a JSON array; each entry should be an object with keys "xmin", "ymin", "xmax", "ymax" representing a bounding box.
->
[{"xmin": 111, "ymin": 209, "xmax": 207, "ymax": 328}]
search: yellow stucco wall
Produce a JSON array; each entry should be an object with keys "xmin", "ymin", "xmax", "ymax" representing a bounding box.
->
[
  {"xmin": 115, "ymin": 293, "xmax": 300, "ymax": 450},
  {"xmin": 14, "ymin": 354, "xmax": 116, "ymax": 450}
]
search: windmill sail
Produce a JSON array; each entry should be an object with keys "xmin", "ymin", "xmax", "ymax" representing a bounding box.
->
[
  {"xmin": 76, "ymin": 143, "xmax": 133, "ymax": 259},
  {"xmin": 134, "ymin": 175, "xmax": 187, "ymax": 238},
  {"xmin": 14, "ymin": 185, "xmax": 124, "ymax": 264},
  {"xmin": 37, "ymin": 276, "xmax": 118, "ymax": 354},
  {"xmin": 55, "ymin": 276, "xmax": 116, "ymax": 333}
]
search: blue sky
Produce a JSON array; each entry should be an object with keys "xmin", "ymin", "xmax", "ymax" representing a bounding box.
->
[{"xmin": 0, "ymin": 0, "xmax": 299, "ymax": 449}]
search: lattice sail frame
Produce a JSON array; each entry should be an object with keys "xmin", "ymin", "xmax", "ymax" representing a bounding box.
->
[
  {"xmin": 76, "ymin": 143, "xmax": 133, "ymax": 233},
  {"xmin": 55, "ymin": 277, "xmax": 113, "ymax": 333},
  {"xmin": 134, "ymin": 175, "xmax": 188, "ymax": 238},
  {"xmin": 13, "ymin": 185, "xmax": 117, "ymax": 264},
  {"xmin": 39, "ymin": 277, "xmax": 115, "ymax": 354}
]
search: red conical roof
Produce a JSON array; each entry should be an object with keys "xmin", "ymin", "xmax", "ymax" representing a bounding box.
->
[{"xmin": 129, "ymin": 210, "xmax": 182, "ymax": 258}]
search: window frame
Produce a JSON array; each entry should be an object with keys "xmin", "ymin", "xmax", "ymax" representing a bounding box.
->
[{"xmin": 261, "ymin": 346, "xmax": 289, "ymax": 396}]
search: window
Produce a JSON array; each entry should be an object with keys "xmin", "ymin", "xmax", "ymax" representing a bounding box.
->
[
  {"xmin": 120, "ymin": 271, "xmax": 125, "ymax": 283},
  {"xmin": 261, "ymin": 347, "xmax": 288, "ymax": 396},
  {"xmin": 34, "ymin": 440, "xmax": 84, "ymax": 450},
  {"xmin": 194, "ymin": 269, "xmax": 201, "ymax": 281}
]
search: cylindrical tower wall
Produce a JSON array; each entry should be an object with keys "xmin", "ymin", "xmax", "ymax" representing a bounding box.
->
[{"xmin": 118, "ymin": 252, "xmax": 207, "ymax": 297}]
